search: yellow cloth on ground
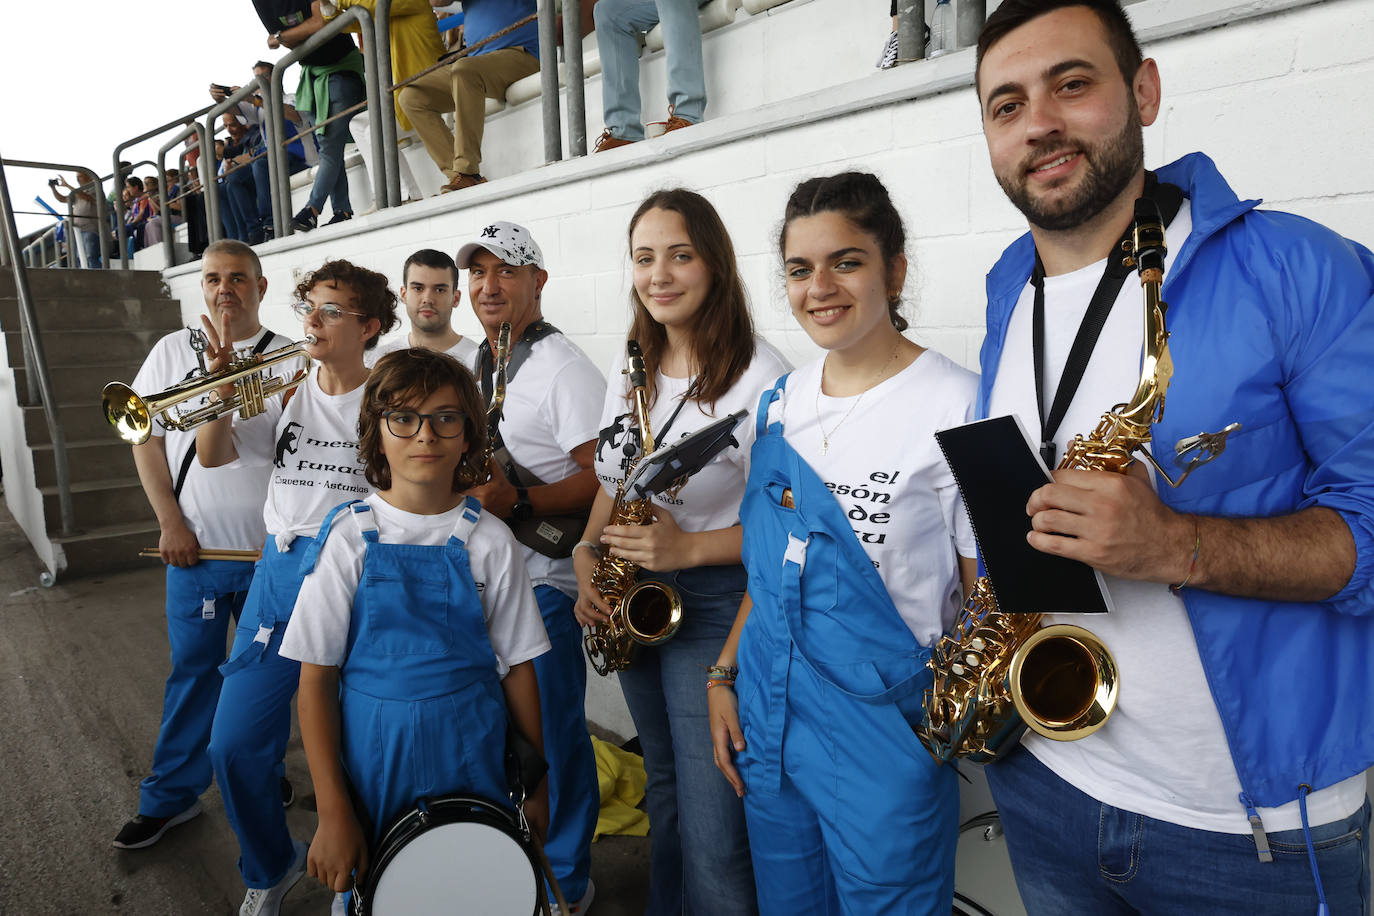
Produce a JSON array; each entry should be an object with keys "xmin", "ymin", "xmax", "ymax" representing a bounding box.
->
[
  {"xmin": 331, "ymin": 0, "xmax": 445, "ymax": 132},
  {"xmin": 592, "ymin": 735, "xmax": 650, "ymax": 841}
]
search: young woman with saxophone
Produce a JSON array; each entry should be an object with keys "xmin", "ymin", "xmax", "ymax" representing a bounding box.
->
[
  {"xmin": 708, "ymin": 172, "xmax": 979, "ymax": 914},
  {"xmin": 196, "ymin": 259, "xmax": 398, "ymax": 916},
  {"xmin": 573, "ymin": 188, "xmax": 790, "ymax": 915}
]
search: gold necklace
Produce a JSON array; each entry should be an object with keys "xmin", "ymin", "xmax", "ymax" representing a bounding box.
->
[{"xmin": 814, "ymin": 339, "xmax": 903, "ymax": 456}]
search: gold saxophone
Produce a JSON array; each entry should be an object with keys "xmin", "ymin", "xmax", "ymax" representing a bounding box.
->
[
  {"xmin": 918, "ymin": 197, "xmax": 1240, "ymax": 764},
  {"xmin": 582, "ymin": 340, "xmax": 684, "ymax": 676},
  {"xmin": 484, "ymin": 322, "xmax": 512, "ymax": 470}
]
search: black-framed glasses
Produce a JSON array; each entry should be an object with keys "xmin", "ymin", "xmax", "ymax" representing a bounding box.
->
[
  {"xmin": 382, "ymin": 410, "xmax": 467, "ymax": 439},
  {"xmin": 291, "ymin": 300, "xmax": 367, "ymax": 323}
]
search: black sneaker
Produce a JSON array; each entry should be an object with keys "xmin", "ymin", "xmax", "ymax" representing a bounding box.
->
[
  {"xmin": 281, "ymin": 776, "xmax": 295, "ymax": 808},
  {"xmin": 325, "ymin": 210, "xmax": 352, "ymax": 226},
  {"xmin": 291, "ymin": 207, "xmax": 318, "ymax": 232},
  {"xmin": 112, "ymin": 800, "xmax": 203, "ymax": 849}
]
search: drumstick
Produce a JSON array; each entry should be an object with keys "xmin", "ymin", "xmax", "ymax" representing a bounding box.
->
[{"xmin": 139, "ymin": 548, "xmax": 261, "ymax": 562}]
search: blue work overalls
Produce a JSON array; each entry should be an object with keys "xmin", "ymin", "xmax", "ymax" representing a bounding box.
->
[
  {"xmin": 140, "ymin": 560, "xmax": 253, "ymax": 818},
  {"xmin": 735, "ymin": 379, "xmax": 957, "ymax": 916},
  {"xmin": 209, "ymin": 533, "xmax": 316, "ymax": 888},
  {"xmin": 306, "ymin": 497, "xmax": 510, "ymax": 841}
]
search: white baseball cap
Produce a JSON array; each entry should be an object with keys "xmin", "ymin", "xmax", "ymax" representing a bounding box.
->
[{"xmin": 455, "ymin": 220, "xmax": 545, "ymax": 270}]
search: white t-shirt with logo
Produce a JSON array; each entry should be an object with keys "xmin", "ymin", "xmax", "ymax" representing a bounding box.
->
[
  {"xmin": 232, "ymin": 368, "xmax": 373, "ymax": 541},
  {"xmin": 132, "ymin": 326, "xmax": 293, "ymax": 550},
  {"xmin": 593, "ymin": 337, "xmax": 791, "ymax": 535},
  {"xmin": 775, "ymin": 349, "xmax": 978, "ymax": 646},
  {"xmin": 365, "ymin": 334, "xmax": 480, "ymax": 368},
  {"xmin": 489, "ymin": 332, "xmax": 607, "ymax": 598},
  {"xmin": 986, "ymin": 200, "xmax": 1365, "ymax": 833},
  {"xmin": 280, "ymin": 495, "xmax": 551, "ymax": 679}
]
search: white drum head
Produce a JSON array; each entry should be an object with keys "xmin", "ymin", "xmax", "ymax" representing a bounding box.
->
[{"xmin": 371, "ymin": 820, "xmax": 539, "ymax": 915}]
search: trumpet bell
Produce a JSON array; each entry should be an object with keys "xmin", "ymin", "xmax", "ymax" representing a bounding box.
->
[
  {"xmin": 102, "ymin": 382, "xmax": 154, "ymax": 445},
  {"xmin": 1009, "ymin": 623, "xmax": 1119, "ymax": 742}
]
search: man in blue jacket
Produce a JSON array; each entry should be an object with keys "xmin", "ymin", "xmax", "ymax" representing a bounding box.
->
[{"xmin": 969, "ymin": 2, "xmax": 1374, "ymax": 913}]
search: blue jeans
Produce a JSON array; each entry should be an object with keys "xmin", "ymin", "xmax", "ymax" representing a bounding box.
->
[
  {"xmin": 222, "ymin": 167, "xmax": 257, "ymax": 241},
  {"xmin": 531, "ymin": 585, "xmax": 598, "ymax": 902},
  {"xmin": 140, "ymin": 562, "xmax": 251, "ymax": 817},
  {"xmin": 249, "ymin": 138, "xmax": 308, "ymax": 233},
  {"xmin": 986, "ymin": 745, "xmax": 1372, "ymax": 915},
  {"xmin": 78, "ymin": 229, "xmax": 101, "ymax": 267},
  {"xmin": 305, "ymin": 71, "xmax": 364, "ymax": 217},
  {"xmin": 617, "ymin": 565, "xmax": 757, "ymax": 916},
  {"xmin": 594, "ymin": 0, "xmax": 708, "ymax": 141}
]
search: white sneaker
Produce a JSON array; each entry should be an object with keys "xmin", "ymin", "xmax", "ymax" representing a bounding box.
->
[
  {"xmin": 239, "ymin": 838, "xmax": 308, "ymax": 916},
  {"xmin": 551, "ymin": 877, "xmax": 594, "ymax": 916}
]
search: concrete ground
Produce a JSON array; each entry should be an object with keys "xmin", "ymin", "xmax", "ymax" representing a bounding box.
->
[{"xmin": 0, "ymin": 504, "xmax": 649, "ymax": 916}]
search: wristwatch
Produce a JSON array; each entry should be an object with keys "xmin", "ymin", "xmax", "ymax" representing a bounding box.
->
[
  {"xmin": 271, "ymin": 30, "xmax": 284, "ymax": 44},
  {"xmin": 511, "ymin": 487, "xmax": 533, "ymax": 523}
]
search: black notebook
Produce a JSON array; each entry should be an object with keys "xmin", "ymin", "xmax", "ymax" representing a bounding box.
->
[{"xmin": 936, "ymin": 415, "xmax": 1111, "ymax": 614}]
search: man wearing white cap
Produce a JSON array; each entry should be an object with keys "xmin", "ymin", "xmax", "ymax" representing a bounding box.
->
[{"xmin": 457, "ymin": 221, "xmax": 603, "ymax": 914}]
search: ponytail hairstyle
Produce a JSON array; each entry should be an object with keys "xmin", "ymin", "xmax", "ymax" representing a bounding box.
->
[
  {"xmin": 778, "ymin": 172, "xmax": 910, "ymax": 332},
  {"xmin": 626, "ymin": 189, "xmax": 756, "ymax": 411}
]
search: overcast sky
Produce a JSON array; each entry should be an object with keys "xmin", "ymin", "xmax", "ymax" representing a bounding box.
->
[{"xmin": 2, "ymin": 3, "xmax": 305, "ymax": 236}]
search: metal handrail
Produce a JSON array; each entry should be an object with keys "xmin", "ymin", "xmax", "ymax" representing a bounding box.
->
[
  {"xmin": 8, "ymin": 160, "xmax": 113, "ymax": 271},
  {"xmin": 0, "ymin": 154, "xmax": 76, "ymax": 537},
  {"xmin": 156, "ymin": 123, "xmax": 211, "ymax": 268},
  {"xmin": 538, "ymin": 0, "xmax": 561, "ymax": 163},
  {"xmin": 268, "ymin": 6, "xmax": 384, "ymax": 238},
  {"xmin": 203, "ymin": 79, "xmax": 273, "ymax": 246},
  {"xmin": 112, "ymin": 106, "xmax": 214, "ymax": 269}
]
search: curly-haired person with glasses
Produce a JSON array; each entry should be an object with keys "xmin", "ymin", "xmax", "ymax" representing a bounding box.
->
[{"xmin": 195, "ymin": 259, "xmax": 399, "ymax": 916}]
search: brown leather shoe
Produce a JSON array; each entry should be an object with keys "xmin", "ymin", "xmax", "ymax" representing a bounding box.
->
[
  {"xmin": 662, "ymin": 115, "xmax": 694, "ymax": 135},
  {"xmin": 593, "ymin": 130, "xmax": 636, "ymax": 153},
  {"xmin": 441, "ymin": 173, "xmax": 487, "ymax": 193}
]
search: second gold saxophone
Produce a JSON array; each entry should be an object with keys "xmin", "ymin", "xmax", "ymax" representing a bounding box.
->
[
  {"xmin": 918, "ymin": 197, "xmax": 1240, "ymax": 764},
  {"xmin": 582, "ymin": 340, "xmax": 683, "ymax": 676}
]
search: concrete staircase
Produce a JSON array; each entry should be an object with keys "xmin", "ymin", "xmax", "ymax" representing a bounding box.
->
[{"xmin": 0, "ymin": 268, "xmax": 184, "ymax": 582}]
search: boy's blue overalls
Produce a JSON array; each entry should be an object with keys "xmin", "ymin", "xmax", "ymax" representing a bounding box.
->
[
  {"xmin": 734, "ymin": 379, "xmax": 958, "ymax": 915},
  {"xmin": 304, "ymin": 497, "xmax": 509, "ymax": 838},
  {"xmin": 139, "ymin": 561, "xmax": 253, "ymax": 818}
]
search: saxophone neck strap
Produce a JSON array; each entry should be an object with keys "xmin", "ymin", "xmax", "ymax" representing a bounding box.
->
[
  {"xmin": 477, "ymin": 320, "xmax": 560, "ymax": 450},
  {"xmin": 1030, "ymin": 172, "xmax": 1184, "ymax": 467}
]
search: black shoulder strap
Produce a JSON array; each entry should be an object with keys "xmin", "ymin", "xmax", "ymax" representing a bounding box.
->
[
  {"xmin": 173, "ymin": 330, "xmax": 276, "ymax": 500},
  {"xmin": 1030, "ymin": 173, "xmax": 1183, "ymax": 466},
  {"xmin": 477, "ymin": 320, "xmax": 561, "ymax": 402}
]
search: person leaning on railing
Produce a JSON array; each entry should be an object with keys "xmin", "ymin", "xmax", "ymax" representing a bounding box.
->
[
  {"xmin": 397, "ymin": 0, "xmax": 540, "ymax": 194},
  {"xmin": 255, "ymin": 0, "xmax": 367, "ymax": 232}
]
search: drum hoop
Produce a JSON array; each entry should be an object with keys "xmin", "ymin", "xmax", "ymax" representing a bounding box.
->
[{"xmin": 352, "ymin": 794, "xmax": 539, "ymax": 916}]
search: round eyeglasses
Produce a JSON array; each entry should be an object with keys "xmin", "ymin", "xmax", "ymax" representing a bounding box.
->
[
  {"xmin": 382, "ymin": 410, "xmax": 467, "ymax": 439},
  {"xmin": 291, "ymin": 300, "xmax": 367, "ymax": 323}
]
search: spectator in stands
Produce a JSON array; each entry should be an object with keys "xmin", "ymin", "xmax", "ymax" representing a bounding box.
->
[
  {"xmin": 321, "ymin": 0, "xmax": 447, "ymax": 203},
  {"xmin": 255, "ymin": 0, "xmax": 366, "ymax": 232},
  {"xmin": 398, "ymin": 0, "xmax": 540, "ymax": 193},
  {"xmin": 219, "ymin": 114, "xmax": 260, "ymax": 244},
  {"xmin": 125, "ymin": 177, "xmax": 153, "ymax": 258},
  {"xmin": 164, "ymin": 169, "xmax": 185, "ymax": 228},
  {"xmin": 142, "ymin": 175, "xmax": 165, "ymax": 250},
  {"xmin": 212, "ymin": 64, "xmax": 312, "ymax": 243},
  {"xmin": 51, "ymin": 170, "xmax": 102, "ymax": 268},
  {"xmin": 593, "ymin": 0, "xmax": 708, "ymax": 152}
]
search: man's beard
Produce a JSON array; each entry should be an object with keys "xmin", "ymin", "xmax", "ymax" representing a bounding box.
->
[{"xmin": 997, "ymin": 107, "xmax": 1144, "ymax": 232}]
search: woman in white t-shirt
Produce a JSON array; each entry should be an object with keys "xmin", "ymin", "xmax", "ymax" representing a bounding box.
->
[
  {"xmin": 197, "ymin": 260, "xmax": 399, "ymax": 913},
  {"xmin": 709, "ymin": 172, "xmax": 979, "ymax": 914},
  {"xmin": 573, "ymin": 189, "xmax": 790, "ymax": 915},
  {"xmin": 278, "ymin": 348, "xmax": 550, "ymax": 900}
]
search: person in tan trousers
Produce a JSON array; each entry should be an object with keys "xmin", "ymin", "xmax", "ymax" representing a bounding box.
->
[{"xmin": 399, "ymin": 0, "xmax": 540, "ymax": 193}]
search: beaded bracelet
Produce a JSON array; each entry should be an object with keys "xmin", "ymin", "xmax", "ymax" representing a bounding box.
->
[
  {"xmin": 706, "ymin": 665, "xmax": 739, "ymax": 680},
  {"xmin": 1169, "ymin": 514, "xmax": 1201, "ymax": 594},
  {"xmin": 706, "ymin": 678, "xmax": 736, "ymax": 691}
]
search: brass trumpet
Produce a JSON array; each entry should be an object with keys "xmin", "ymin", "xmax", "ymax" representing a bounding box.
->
[{"xmin": 102, "ymin": 335, "xmax": 314, "ymax": 445}]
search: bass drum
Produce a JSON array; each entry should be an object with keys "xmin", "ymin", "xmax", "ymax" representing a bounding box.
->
[{"xmin": 351, "ymin": 795, "xmax": 543, "ymax": 916}]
